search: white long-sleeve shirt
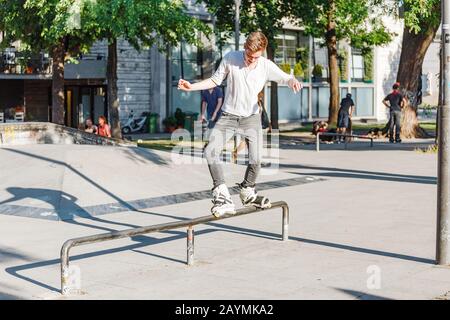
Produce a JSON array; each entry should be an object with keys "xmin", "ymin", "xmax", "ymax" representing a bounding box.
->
[{"xmin": 210, "ymin": 51, "xmax": 294, "ymax": 117}]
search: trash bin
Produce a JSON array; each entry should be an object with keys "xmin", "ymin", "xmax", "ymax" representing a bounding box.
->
[
  {"xmin": 184, "ymin": 112, "xmax": 198, "ymax": 132},
  {"xmin": 148, "ymin": 113, "xmax": 158, "ymax": 134}
]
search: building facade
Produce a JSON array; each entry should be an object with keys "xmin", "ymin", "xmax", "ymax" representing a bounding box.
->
[{"xmin": 0, "ymin": 1, "xmax": 440, "ymax": 131}]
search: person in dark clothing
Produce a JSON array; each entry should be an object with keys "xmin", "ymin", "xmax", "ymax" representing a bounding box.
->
[
  {"xmin": 337, "ymin": 93, "xmax": 355, "ymax": 143},
  {"xmin": 201, "ymin": 86, "xmax": 224, "ymax": 129},
  {"xmin": 383, "ymin": 82, "xmax": 406, "ymax": 143}
]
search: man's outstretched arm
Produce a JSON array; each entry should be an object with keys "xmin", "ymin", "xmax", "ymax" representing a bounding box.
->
[
  {"xmin": 267, "ymin": 60, "xmax": 302, "ymax": 93},
  {"xmin": 179, "ymin": 54, "xmax": 230, "ymax": 92},
  {"xmin": 178, "ymin": 78, "xmax": 217, "ymax": 92}
]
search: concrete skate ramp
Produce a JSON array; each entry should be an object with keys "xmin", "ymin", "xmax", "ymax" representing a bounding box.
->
[
  {"xmin": 0, "ymin": 140, "xmax": 321, "ymax": 221},
  {"xmin": 0, "ymin": 122, "xmax": 132, "ymax": 146}
]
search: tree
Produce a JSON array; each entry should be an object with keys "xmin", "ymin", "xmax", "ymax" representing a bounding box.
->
[
  {"xmin": 288, "ymin": 0, "xmax": 392, "ymax": 125},
  {"xmin": 0, "ymin": 0, "xmax": 98, "ymax": 125},
  {"xmin": 73, "ymin": 0, "xmax": 210, "ymax": 138},
  {"xmin": 395, "ymin": 0, "xmax": 441, "ymax": 138},
  {"xmin": 1, "ymin": 0, "xmax": 209, "ymax": 137},
  {"xmin": 201, "ymin": 0, "xmax": 287, "ymax": 130}
]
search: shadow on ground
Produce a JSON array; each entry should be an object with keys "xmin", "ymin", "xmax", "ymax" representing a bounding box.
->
[
  {"xmin": 4, "ymin": 208, "xmax": 434, "ymax": 295},
  {"xmin": 280, "ymin": 163, "xmax": 436, "ymax": 185}
]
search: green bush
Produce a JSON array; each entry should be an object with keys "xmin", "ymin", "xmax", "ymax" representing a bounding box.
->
[
  {"xmin": 296, "ymin": 46, "xmax": 309, "ymax": 79},
  {"xmin": 174, "ymin": 108, "xmax": 185, "ymax": 127},
  {"xmin": 279, "ymin": 63, "xmax": 291, "ymax": 74},
  {"xmin": 163, "ymin": 116, "xmax": 177, "ymax": 128},
  {"xmin": 312, "ymin": 64, "xmax": 323, "ymax": 79},
  {"xmin": 294, "ymin": 62, "xmax": 304, "ymax": 79},
  {"xmin": 363, "ymin": 50, "xmax": 374, "ymax": 82},
  {"xmin": 338, "ymin": 49, "xmax": 348, "ymax": 81}
]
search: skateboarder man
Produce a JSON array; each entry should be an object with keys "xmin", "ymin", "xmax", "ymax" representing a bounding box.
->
[{"xmin": 178, "ymin": 31, "xmax": 302, "ymax": 217}]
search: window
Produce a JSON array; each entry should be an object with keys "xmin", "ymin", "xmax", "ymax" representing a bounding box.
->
[
  {"xmin": 351, "ymin": 87, "xmax": 374, "ymax": 116},
  {"xmin": 219, "ymin": 33, "xmax": 246, "ymax": 56},
  {"xmin": 313, "ymin": 38, "xmax": 329, "ymax": 79},
  {"xmin": 171, "ymin": 41, "xmax": 202, "ymax": 83},
  {"xmin": 351, "ymin": 48, "xmax": 364, "ymax": 82},
  {"xmin": 275, "ymin": 30, "xmax": 298, "ymax": 67}
]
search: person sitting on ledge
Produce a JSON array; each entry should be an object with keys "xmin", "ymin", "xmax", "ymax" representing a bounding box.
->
[{"xmin": 84, "ymin": 118, "xmax": 98, "ymax": 134}]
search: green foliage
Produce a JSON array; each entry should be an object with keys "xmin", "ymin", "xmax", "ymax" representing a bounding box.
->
[
  {"xmin": 296, "ymin": 46, "xmax": 309, "ymax": 78},
  {"xmin": 287, "ymin": 0, "xmax": 393, "ymax": 52},
  {"xmin": 294, "ymin": 62, "xmax": 304, "ymax": 78},
  {"xmin": 163, "ymin": 116, "xmax": 177, "ymax": 128},
  {"xmin": 401, "ymin": 0, "xmax": 441, "ymax": 34},
  {"xmin": 0, "ymin": 0, "xmax": 211, "ymax": 56},
  {"xmin": 174, "ymin": 108, "xmax": 186, "ymax": 127},
  {"xmin": 0, "ymin": 0, "xmax": 96, "ymax": 54},
  {"xmin": 279, "ymin": 63, "xmax": 291, "ymax": 74},
  {"xmin": 363, "ymin": 50, "xmax": 374, "ymax": 81},
  {"xmin": 312, "ymin": 64, "xmax": 323, "ymax": 78},
  {"xmin": 338, "ymin": 49, "xmax": 348, "ymax": 81},
  {"xmin": 201, "ymin": 0, "xmax": 286, "ymax": 55}
]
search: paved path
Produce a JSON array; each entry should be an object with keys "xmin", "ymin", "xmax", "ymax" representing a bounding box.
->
[{"xmin": 0, "ymin": 139, "xmax": 449, "ymax": 300}]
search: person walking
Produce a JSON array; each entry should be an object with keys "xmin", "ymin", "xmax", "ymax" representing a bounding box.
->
[
  {"xmin": 178, "ymin": 31, "xmax": 302, "ymax": 217},
  {"xmin": 383, "ymin": 82, "xmax": 406, "ymax": 143},
  {"xmin": 201, "ymin": 86, "xmax": 224, "ymax": 129}
]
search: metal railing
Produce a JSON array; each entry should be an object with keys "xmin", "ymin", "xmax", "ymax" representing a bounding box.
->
[
  {"xmin": 316, "ymin": 132, "xmax": 374, "ymax": 152},
  {"xmin": 60, "ymin": 201, "xmax": 289, "ymax": 295}
]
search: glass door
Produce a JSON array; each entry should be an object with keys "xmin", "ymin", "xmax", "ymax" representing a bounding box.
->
[
  {"xmin": 93, "ymin": 87, "xmax": 107, "ymax": 123},
  {"xmin": 65, "ymin": 86, "xmax": 80, "ymax": 128},
  {"xmin": 80, "ymin": 87, "xmax": 92, "ymax": 126},
  {"xmin": 65, "ymin": 86, "xmax": 107, "ymax": 129}
]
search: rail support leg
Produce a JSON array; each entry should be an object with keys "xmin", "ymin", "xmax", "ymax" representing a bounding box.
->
[
  {"xmin": 61, "ymin": 264, "xmax": 70, "ymax": 295},
  {"xmin": 187, "ymin": 226, "xmax": 195, "ymax": 266},
  {"xmin": 282, "ymin": 205, "xmax": 289, "ymax": 241}
]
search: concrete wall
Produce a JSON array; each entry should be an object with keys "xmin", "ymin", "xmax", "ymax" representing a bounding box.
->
[
  {"xmin": 79, "ymin": 39, "xmax": 153, "ymax": 123},
  {"xmin": 374, "ymin": 17, "xmax": 404, "ymax": 121},
  {"xmin": 0, "ymin": 122, "xmax": 133, "ymax": 146},
  {"xmin": 422, "ymin": 40, "xmax": 440, "ymax": 106},
  {"xmin": 117, "ymin": 39, "xmax": 152, "ymax": 123}
]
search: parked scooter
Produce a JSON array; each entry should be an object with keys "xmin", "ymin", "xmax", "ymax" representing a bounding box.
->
[{"xmin": 121, "ymin": 110, "xmax": 149, "ymax": 134}]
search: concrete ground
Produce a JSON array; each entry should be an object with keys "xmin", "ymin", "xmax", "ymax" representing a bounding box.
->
[{"xmin": 0, "ymin": 138, "xmax": 449, "ymax": 300}]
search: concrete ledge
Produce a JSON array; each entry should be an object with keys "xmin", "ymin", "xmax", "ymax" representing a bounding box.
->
[{"xmin": 0, "ymin": 122, "xmax": 135, "ymax": 146}]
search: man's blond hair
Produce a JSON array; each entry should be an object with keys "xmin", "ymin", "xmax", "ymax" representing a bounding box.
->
[{"xmin": 244, "ymin": 31, "xmax": 268, "ymax": 52}]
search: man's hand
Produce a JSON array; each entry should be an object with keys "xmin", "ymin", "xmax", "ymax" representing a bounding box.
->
[
  {"xmin": 288, "ymin": 78, "xmax": 302, "ymax": 93},
  {"xmin": 178, "ymin": 79, "xmax": 192, "ymax": 91}
]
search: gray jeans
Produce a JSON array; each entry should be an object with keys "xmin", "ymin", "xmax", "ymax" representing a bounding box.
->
[
  {"xmin": 389, "ymin": 110, "xmax": 402, "ymax": 140},
  {"xmin": 204, "ymin": 112, "xmax": 263, "ymax": 189}
]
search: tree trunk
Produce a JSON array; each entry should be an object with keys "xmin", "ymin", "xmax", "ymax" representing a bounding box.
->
[
  {"xmin": 51, "ymin": 39, "xmax": 65, "ymax": 125},
  {"xmin": 107, "ymin": 38, "xmax": 122, "ymax": 139},
  {"xmin": 396, "ymin": 5, "xmax": 440, "ymax": 138},
  {"xmin": 326, "ymin": 0, "xmax": 339, "ymax": 125},
  {"xmin": 266, "ymin": 45, "xmax": 279, "ymax": 130}
]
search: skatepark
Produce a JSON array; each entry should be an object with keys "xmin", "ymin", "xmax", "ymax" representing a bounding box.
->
[{"xmin": 0, "ymin": 123, "xmax": 449, "ymax": 300}]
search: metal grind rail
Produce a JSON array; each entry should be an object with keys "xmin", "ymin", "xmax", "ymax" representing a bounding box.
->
[
  {"xmin": 60, "ymin": 201, "xmax": 289, "ymax": 295},
  {"xmin": 316, "ymin": 132, "xmax": 374, "ymax": 152}
]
